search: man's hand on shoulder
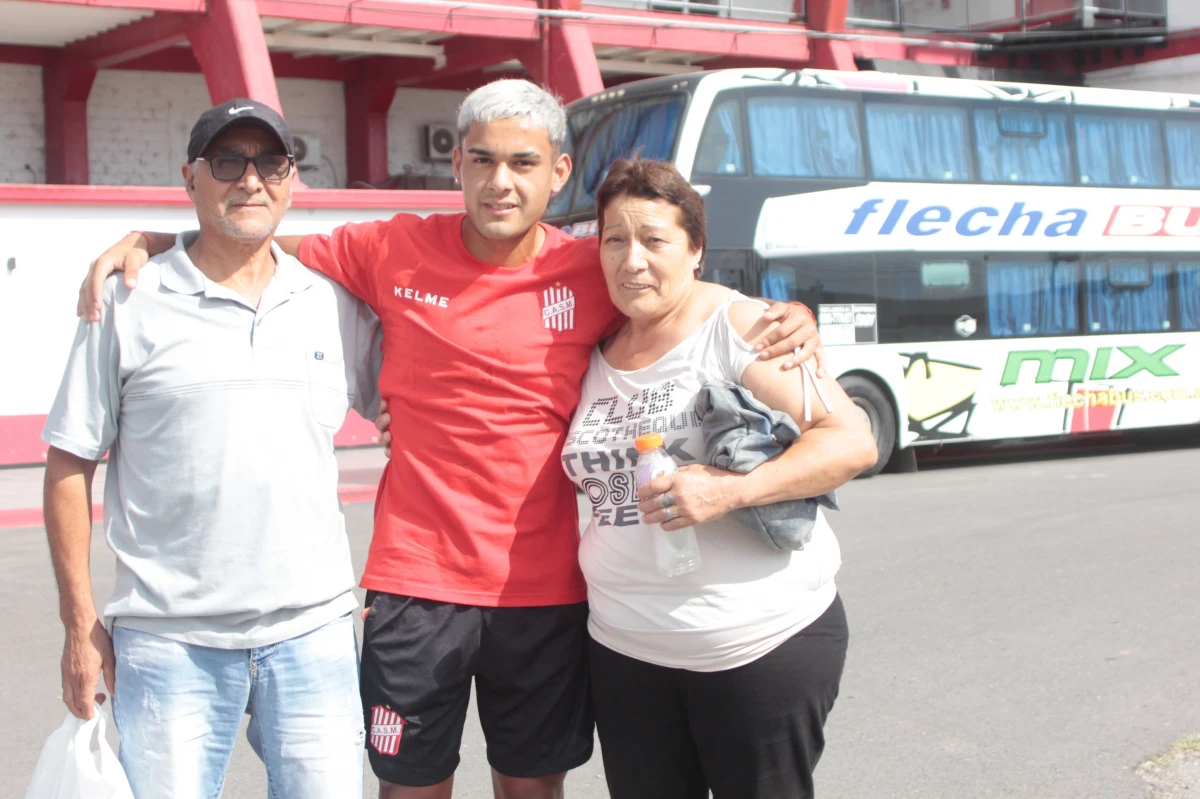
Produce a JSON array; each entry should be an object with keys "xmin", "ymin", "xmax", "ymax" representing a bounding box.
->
[
  {"xmin": 750, "ymin": 301, "xmax": 827, "ymax": 376},
  {"xmin": 77, "ymin": 231, "xmax": 174, "ymax": 322}
]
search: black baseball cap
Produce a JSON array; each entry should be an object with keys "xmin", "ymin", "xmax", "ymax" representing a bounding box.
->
[{"xmin": 187, "ymin": 98, "xmax": 295, "ymax": 162}]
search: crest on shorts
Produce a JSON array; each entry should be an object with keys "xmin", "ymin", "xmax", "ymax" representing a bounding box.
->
[
  {"xmin": 542, "ymin": 282, "xmax": 576, "ymax": 332},
  {"xmin": 370, "ymin": 705, "xmax": 407, "ymax": 756}
]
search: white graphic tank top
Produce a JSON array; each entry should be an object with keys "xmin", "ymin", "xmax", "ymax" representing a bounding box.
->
[{"xmin": 561, "ymin": 292, "xmax": 840, "ymax": 672}]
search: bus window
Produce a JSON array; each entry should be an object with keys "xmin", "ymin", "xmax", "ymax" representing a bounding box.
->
[
  {"xmin": 864, "ymin": 102, "xmax": 973, "ymax": 183},
  {"xmin": 1085, "ymin": 260, "xmax": 1172, "ymax": 333},
  {"xmin": 1074, "ymin": 113, "xmax": 1166, "ymax": 188},
  {"xmin": 755, "ymin": 255, "xmax": 875, "ymax": 308},
  {"xmin": 986, "ymin": 260, "xmax": 1079, "ymax": 338},
  {"xmin": 569, "ymin": 96, "xmax": 686, "ymax": 215},
  {"xmin": 921, "ymin": 260, "xmax": 971, "ymax": 288},
  {"xmin": 545, "ymin": 107, "xmax": 603, "ymax": 219},
  {"xmin": 974, "ymin": 108, "xmax": 1071, "ymax": 185},
  {"xmin": 1165, "ymin": 118, "xmax": 1200, "ymax": 188},
  {"xmin": 746, "ymin": 95, "xmax": 864, "ymax": 179},
  {"xmin": 694, "ymin": 98, "xmax": 745, "ymax": 176},
  {"xmin": 876, "ymin": 255, "xmax": 986, "ymax": 343},
  {"xmin": 761, "ymin": 264, "xmax": 796, "ymax": 301},
  {"xmin": 1179, "ymin": 263, "xmax": 1200, "ymax": 331},
  {"xmin": 704, "ymin": 250, "xmax": 750, "ymax": 293}
]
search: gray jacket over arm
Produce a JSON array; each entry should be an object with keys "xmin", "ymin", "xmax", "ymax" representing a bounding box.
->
[{"xmin": 695, "ymin": 382, "xmax": 838, "ymax": 551}]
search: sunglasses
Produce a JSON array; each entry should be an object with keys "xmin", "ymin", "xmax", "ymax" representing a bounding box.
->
[{"xmin": 193, "ymin": 154, "xmax": 294, "ymax": 182}]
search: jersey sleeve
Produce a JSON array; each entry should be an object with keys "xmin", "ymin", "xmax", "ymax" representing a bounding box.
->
[
  {"xmin": 41, "ymin": 281, "xmax": 122, "ymax": 461},
  {"xmin": 299, "ymin": 220, "xmax": 388, "ymax": 308}
]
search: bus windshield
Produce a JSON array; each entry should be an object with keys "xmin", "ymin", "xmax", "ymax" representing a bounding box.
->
[{"xmin": 548, "ymin": 94, "xmax": 686, "ymax": 219}]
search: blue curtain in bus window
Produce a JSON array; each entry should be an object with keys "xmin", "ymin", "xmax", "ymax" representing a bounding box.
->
[
  {"xmin": 747, "ymin": 96, "xmax": 864, "ymax": 179},
  {"xmin": 760, "ymin": 265, "xmax": 796, "ymax": 301},
  {"xmin": 1085, "ymin": 261, "xmax": 1172, "ymax": 333},
  {"xmin": 694, "ymin": 100, "xmax": 744, "ymax": 175},
  {"xmin": 1165, "ymin": 119, "xmax": 1200, "ymax": 188},
  {"xmin": 1178, "ymin": 263, "xmax": 1200, "ymax": 330},
  {"xmin": 577, "ymin": 97, "xmax": 685, "ymax": 210},
  {"xmin": 864, "ymin": 102, "xmax": 972, "ymax": 182},
  {"xmin": 974, "ymin": 109, "xmax": 1070, "ymax": 185},
  {"xmin": 1074, "ymin": 114, "xmax": 1166, "ymax": 188},
  {"xmin": 986, "ymin": 261, "xmax": 1079, "ymax": 337}
]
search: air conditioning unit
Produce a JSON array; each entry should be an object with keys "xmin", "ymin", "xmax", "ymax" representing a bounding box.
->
[
  {"xmin": 293, "ymin": 133, "xmax": 322, "ymax": 172},
  {"xmin": 424, "ymin": 124, "xmax": 457, "ymax": 162}
]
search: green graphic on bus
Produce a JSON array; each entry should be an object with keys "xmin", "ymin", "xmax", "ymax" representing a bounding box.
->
[{"xmin": 1000, "ymin": 345, "xmax": 1183, "ymax": 387}]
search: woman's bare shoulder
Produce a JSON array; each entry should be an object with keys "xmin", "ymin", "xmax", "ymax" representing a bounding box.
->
[{"xmin": 725, "ymin": 294, "xmax": 773, "ymax": 343}]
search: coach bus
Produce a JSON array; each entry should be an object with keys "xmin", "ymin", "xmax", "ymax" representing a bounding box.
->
[{"xmin": 545, "ymin": 68, "xmax": 1200, "ymax": 475}]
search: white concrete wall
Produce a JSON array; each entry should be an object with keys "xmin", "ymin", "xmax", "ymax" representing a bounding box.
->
[
  {"xmin": 1169, "ymin": 0, "xmax": 1200, "ymax": 30},
  {"xmin": 1086, "ymin": 53, "xmax": 1200, "ymax": 94},
  {"xmin": 0, "ymin": 64, "xmax": 46, "ymax": 184},
  {"xmin": 0, "ymin": 67, "xmax": 458, "ymax": 187},
  {"xmin": 387, "ymin": 87, "xmax": 465, "ymax": 181}
]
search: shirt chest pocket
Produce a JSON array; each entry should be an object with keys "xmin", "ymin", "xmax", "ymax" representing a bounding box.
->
[{"xmin": 306, "ymin": 347, "xmax": 350, "ymax": 429}]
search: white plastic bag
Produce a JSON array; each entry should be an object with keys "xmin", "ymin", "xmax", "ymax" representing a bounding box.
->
[{"xmin": 25, "ymin": 705, "xmax": 134, "ymax": 799}]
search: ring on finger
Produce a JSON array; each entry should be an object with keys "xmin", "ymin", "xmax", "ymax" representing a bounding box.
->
[
  {"xmin": 660, "ymin": 493, "xmax": 676, "ymax": 509},
  {"xmin": 793, "ymin": 346, "xmax": 802, "ymax": 361},
  {"xmin": 663, "ymin": 509, "xmax": 678, "ymax": 522}
]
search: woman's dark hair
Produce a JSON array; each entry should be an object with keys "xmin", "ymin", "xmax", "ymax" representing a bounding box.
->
[{"xmin": 596, "ymin": 159, "xmax": 707, "ymax": 276}]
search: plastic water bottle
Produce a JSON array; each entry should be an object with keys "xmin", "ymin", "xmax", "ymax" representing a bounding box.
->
[{"xmin": 634, "ymin": 433, "xmax": 701, "ymax": 578}]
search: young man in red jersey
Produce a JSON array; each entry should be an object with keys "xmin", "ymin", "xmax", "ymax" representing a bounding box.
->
[{"xmin": 77, "ymin": 79, "xmax": 824, "ymax": 799}]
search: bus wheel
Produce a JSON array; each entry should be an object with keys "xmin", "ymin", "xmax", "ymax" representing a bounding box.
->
[{"xmin": 839, "ymin": 375, "xmax": 895, "ymax": 478}]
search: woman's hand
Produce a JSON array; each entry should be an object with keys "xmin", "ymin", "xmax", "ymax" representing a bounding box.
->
[
  {"xmin": 374, "ymin": 399, "xmax": 393, "ymax": 458},
  {"xmin": 636, "ymin": 464, "xmax": 743, "ymax": 531}
]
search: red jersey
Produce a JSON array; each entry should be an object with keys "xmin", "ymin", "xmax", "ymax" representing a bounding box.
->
[{"xmin": 300, "ymin": 214, "xmax": 620, "ymax": 606}]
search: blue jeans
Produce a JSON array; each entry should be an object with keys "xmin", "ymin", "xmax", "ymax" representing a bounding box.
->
[{"xmin": 112, "ymin": 613, "xmax": 364, "ymax": 799}]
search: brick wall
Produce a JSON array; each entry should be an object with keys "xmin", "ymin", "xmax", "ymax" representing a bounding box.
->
[
  {"xmin": 387, "ymin": 88, "xmax": 465, "ymax": 181},
  {"xmin": 87, "ymin": 70, "xmax": 211, "ymax": 186},
  {"xmin": 0, "ymin": 65, "xmax": 46, "ymax": 184},
  {"xmin": 87, "ymin": 71, "xmax": 350, "ymax": 188},
  {"xmin": 277, "ymin": 77, "xmax": 347, "ymax": 190},
  {"xmin": 0, "ymin": 67, "xmax": 462, "ymax": 188}
]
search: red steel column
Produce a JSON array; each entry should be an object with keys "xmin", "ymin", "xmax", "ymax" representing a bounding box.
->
[
  {"xmin": 344, "ymin": 68, "xmax": 396, "ymax": 187},
  {"xmin": 187, "ymin": 0, "xmax": 282, "ymax": 109},
  {"xmin": 519, "ymin": 0, "xmax": 603, "ymax": 103},
  {"xmin": 43, "ymin": 61, "xmax": 97, "ymax": 184},
  {"xmin": 803, "ymin": 0, "xmax": 857, "ymax": 71}
]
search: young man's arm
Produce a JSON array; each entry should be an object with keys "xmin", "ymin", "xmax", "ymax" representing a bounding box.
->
[
  {"xmin": 45, "ymin": 447, "xmax": 113, "ymax": 720},
  {"xmin": 77, "ymin": 226, "xmax": 380, "ymax": 320},
  {"xmin": 599, "ymin": 297, "xmax": 827, "ymax": 374}
]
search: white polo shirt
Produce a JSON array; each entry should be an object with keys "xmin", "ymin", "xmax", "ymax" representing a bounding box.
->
[{"xmin": 42, "ymin": 234, "xmax": 382, "ymax": 649}]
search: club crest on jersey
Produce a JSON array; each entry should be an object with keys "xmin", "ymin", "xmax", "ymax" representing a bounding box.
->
[
  {"xmin": 542, "ymin": 283, "xmax": 576, "ymax": 332},
  {"xmin": 370, "ymin": 706, "xmax": 407, "ymax": 756}
]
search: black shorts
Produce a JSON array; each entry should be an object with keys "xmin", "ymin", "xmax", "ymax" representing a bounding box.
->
[
  {"xmin": 589, "ymin": 593, "xmax": 849, "ymax": 799},
  {"xmin": 359, "ymin": 591, "xmax": 594, "ymax": 787}
]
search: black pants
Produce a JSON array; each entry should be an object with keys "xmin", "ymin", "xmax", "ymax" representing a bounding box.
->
[{"xmin": 589, "ymin": 594, "xmax": 848, "ymax": 799}]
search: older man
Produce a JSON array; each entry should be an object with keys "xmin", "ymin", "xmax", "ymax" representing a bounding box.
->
[{"xmin": 42, "ymin": 99, "xmax": 379, "ymax": 798}]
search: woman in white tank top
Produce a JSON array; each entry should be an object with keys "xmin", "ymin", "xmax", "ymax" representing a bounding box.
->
[{"xmin": 560, "ymin": 159, "xmax": 878, "ymax": 799}]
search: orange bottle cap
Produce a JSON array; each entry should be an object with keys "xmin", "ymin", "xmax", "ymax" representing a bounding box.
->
[{"xmin": 634, "ymin": 433, "xmax": 664, "ymax": 452}]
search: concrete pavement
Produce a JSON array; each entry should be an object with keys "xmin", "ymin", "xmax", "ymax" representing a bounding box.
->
[{"xmin": 4, "ymin": 438, "xmax": 1199, "ymax": 798}]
